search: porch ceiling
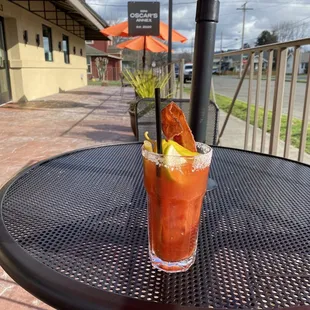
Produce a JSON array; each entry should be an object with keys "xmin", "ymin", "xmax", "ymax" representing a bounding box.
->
[{"xmin": 8, "ymin": 0, "xmax": 109, "ymax": 40}]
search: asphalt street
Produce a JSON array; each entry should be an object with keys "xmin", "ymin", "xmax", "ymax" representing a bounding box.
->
[{"xmin": 212, "ymin": 75, "xmax": 309, "ymax": 120}]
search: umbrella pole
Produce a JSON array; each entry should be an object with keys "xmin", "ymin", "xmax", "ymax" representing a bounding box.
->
[
  {"xmin": 142, "ymin": 36, "xmax": 146, "ymax": 71},
  {"xmin": 189, "ymin": 0, "xmax": 219, "ymax": 142},
  {"xmin": 190, "ymin": 0, "xmax": 219, "ymax": 192},
  {"xmin": 168, "ymin": 0, "xmax": 173, "ymax": 93}
]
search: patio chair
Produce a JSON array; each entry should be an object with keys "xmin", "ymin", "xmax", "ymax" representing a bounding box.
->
[
  {"xmin": 135, "ymin": 98, "xmax": 219, "ymax": 145},
  {"xmin": 119, "ymin": 72, "xmax": 131, "ymax": 96}
]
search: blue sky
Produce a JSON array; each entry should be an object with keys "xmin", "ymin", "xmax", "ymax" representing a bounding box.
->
[{"xmin": 87, "ymin": 0, "xmax": 310, "ymax": 52}]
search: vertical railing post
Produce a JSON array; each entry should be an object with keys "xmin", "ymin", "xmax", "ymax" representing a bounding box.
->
[
  {"xmin": 261, "ymin": 50, "xmax": 273, "ymax": 153},
  {"xmin": 164, "ymin": 66, "xmax": 169, "ymax": 98},
  {"xmin": 244, "ymin": 52, "xmax": 255, "ymax": 150},
  {"xmin": 269, "ymin": 47, "xmax": 288, "ymax": 155},
  {"xmin": 252, "ymin": 50, "xmax": 263, "ymax": 151},
  {"xmin": 217, "ymin": 55, "xmax": 252, "ymax": 146},
  {"xmin": 298, "ymin": 53, "xmax": 310, "ymax": 162},
  {"xmin": 179, "ymin": 59, "xmax": 184, "ymax": 99},
  {"xmin": 284, "ymin": 46, "xmax": 300, "ymax": 158},
  {"xmin": 211, "ymin": 77, "xmax": 216, "ymax": 104},
  {"xmin": 171, "ymin": 63, "xmax": 176, "ymax": 97},
  {"xmin": 161, "ymin": 65, "xmax": 165, "ymax": 98}
]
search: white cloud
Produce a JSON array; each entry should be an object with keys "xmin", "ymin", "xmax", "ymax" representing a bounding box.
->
[{"xmin": 87, "ymin": 0, "xmax": 310, "ymax": 52}]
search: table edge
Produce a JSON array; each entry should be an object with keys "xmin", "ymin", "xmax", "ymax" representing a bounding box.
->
[
  {"xmin": 2, "ymin": 143, "xmax": 309, "ymax": 194},
  {"xmin": 0, "ymin": 143, "xmax": 309, "ymax": 310},
  {"xmin": 0, "ymin": 142, "xmax": 210, "ymax": 310}
]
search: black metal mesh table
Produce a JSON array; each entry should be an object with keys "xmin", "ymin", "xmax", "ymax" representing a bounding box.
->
[{"xmin": 1, "ymin": 143, "xmax": 310, "ymax": 310}]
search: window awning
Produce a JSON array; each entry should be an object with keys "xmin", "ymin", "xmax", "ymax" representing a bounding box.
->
[{"xmin": 9, "ymin": 0, "xmax": 109, "ymax": 40}]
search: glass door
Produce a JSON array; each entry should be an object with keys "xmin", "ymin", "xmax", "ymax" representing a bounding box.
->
[{"xmin": 0, "ymin": 18, "xmax": 11, "ymax": 104}]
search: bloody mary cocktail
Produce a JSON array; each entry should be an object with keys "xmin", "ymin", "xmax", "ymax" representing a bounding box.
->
[{"xmin": 142, "ymin": 142, "xmax": 212, "ymax": 273}]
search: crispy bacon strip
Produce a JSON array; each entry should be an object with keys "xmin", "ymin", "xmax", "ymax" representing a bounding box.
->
[{"xmin": 161, "ymin": 102, "xmax": 197, "ymax": 152}]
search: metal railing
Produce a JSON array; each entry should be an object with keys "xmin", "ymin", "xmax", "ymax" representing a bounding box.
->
[
  {"xmin": 217, "ymin": 38, "xmax": 310, "ymax": 163},
  {"xmin": 155, "ymin": 59, "xmax": 186, "ymax": 99}
]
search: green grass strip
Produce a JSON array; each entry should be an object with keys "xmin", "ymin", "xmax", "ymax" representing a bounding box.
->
[
  {"xmin": 215, "ymin": 93, "xmax": 310, "ymax": 154},
  {"xmin": 88, "ymin": 80, "xmax": 121, "ymax": 86}
]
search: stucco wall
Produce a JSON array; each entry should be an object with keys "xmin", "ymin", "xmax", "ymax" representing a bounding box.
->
[{"xmin": 0, "ymin": 0, "xmax": 87, "ymax": 102}]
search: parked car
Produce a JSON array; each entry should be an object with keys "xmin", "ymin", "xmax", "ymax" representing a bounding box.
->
[
  {"xmin": 184, "ymin": 63, "xmax": 193, "ymax": 83},
  {"xmin": 175, "ymin": 64, "xmax": 179, "ymax": 79},
  {"xmin": 173, "ymin": 63, "xmax": 193, "ymax": 83},
  {"xmin": 212, "ymin": 66, "xmax": 219, "ymax": 74}
]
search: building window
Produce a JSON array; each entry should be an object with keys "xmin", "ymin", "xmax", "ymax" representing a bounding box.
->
[
  {"xmin": 62, "ymin": 35, "xmax": 70, "ymax": 64},
  {"xmin": 85, "ymin": 40, "xmax": 94, "ymax": 44},
  {"xmin": 42, "ymin": 25, "xmax": 53, "ymax": 61},
  {"xmin": 87, "ymin": 56, "xmax": 91, "ymax": 74}
]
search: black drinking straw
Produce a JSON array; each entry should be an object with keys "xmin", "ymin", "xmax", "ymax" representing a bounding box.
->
[{"xmin": 155, "ymin": 88, "xmax": 162, "ymax": 154}]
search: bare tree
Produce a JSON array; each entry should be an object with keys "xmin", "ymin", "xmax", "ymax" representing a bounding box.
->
[
  {"xmin": 148, "ymin": 51, "xmax": 168, "ymax": 67},
  {"xmin": 95, "ymin": 57, "xmax": 109, "ymax": 81},
  {"xmin": 176, "ymin": 51, "xmax": 192, "ymax": 63},
  {"xmin": 272, "ymin": 21, "xmax": 308, "ymax": 43}
]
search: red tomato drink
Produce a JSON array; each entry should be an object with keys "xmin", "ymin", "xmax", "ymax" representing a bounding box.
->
[{"xmin": 142, "ymin": 142, "xmax": 212, "ymax": 273}]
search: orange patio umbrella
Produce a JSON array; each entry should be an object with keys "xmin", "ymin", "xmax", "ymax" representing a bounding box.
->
[
  {"xmin": 117, "ymin": 36, "xmax": 169, "ymax": 69},
  {"xmin": 117, "ymin": 36, "xmax": 168, "ymax": 52},
  {"xmin": 102, "ymin": 20, "xmax": 185, "ymax": 69},
  {"xmin": 101, "ymin": 20, "xmax": 187, "ymax": 43}
]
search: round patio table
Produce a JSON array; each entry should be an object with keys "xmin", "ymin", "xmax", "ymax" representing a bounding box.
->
[{"xmin": 0, "ymin": 143, "xmax": 310, "ymax": 310}]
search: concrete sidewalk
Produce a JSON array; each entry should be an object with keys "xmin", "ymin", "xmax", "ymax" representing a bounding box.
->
[
  {"xmin": 0, "ymin": 85, "xmax": 139, "ymax": 310},
  {"xmin": 218, "ymin": 111, "xmax": 310, "ymax": 165},
  {"xmin": 182, "ymin": 91, "xmax": 310, "ymax": 164},
  {"xmin": 0, "ymin": 86, "xmax": 136, "ymax": 187}
]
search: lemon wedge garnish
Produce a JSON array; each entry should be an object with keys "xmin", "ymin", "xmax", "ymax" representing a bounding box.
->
[
  {"xmin": 165, "ymin": 140, "xmax": 199, "ymax": 157},
  {"xmin": 163, "ymin": 141, "xmax": 198, "ymax": 168},
  {"xmin": 163, "ymin": 144, "xmax": 187, "ymax": 166},
  {"xmin": 143, "ymin": 140, "xmax": 153, "ymax": 152},
  {"xmin": 162, "ymin": 141, "xmax": 199, "ymax": 182}
]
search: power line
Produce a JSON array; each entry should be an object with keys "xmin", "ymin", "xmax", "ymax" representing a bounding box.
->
[{"xmin": 222, "ymin": 16, "xmax": 310, "ymax": 50}]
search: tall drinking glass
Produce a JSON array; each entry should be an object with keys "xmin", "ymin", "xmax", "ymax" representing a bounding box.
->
[{"xmin": 142, "ymin": 142, "xmax": 212, "ymax": 273}]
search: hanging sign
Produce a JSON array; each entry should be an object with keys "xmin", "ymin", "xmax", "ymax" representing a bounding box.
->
[{"xmin": 128, "ymin": 2, "xmax": 160, "ymax": 36}]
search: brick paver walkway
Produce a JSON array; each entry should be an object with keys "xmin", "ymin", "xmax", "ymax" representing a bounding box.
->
[{"xmin": 0, "ymin": 85, "xmax": 135, "ymax": 309}]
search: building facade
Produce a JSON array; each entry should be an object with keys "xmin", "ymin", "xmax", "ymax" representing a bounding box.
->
[
  {"xmin": 86, "ymin": 40, "xmax": 122, "ymax": 81},
  {"xmin": 0, "ymin": 0, "xmax": 108, "ymax": 104},
  {"xmin": 287, "ymin": 51, "xmax": 309, "ymax": 75}
]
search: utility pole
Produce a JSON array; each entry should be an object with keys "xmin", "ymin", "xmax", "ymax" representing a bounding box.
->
[
  {"xmin": 237, "ymin": 2, "xmax": 253, "ymax": 78},
  {"xmin": 191, "ymin": 37, "xmax": 194, "ymax": 62},
  {"xmin": 219, "ymin": 31, "xmax": 223, "ymax": 74}
]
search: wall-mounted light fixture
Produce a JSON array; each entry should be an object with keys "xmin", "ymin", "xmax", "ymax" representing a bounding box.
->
[
  {"xmin": 35, "ymin": 34, "xmax": 40, "ymax": 47},
  {"xmin": 58, "ymin": 41, "xmax": 62, "ymax": 51},
  {"xmin": 23, "ymin": 30, "xmax": 28, "ymax": 44},
  {"xmin": 80, "ymin": 48, "xmax": 83, "ymax": 56},
  {"xmin": 73, "ymin": 46, "xmax": 76, "ymax": 54}
]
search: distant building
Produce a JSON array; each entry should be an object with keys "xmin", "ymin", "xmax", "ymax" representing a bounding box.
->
[
  {"xmin": 0, "ymin": 0, "xmax": 108, "ymax": 104},
  {"xmin": 86, "ymin": 41, "xmax": 122, "ymax": 81},
  {"xmin": 287, "ymin": 51, "xmax": 309, "ymax": 74},
  {"xmin": 214, "ymin": 51, "xmax": 268, "ymax": 73}
]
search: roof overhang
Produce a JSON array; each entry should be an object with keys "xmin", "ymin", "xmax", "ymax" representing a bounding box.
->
[
  {"xmin": 8, "ymin": 0, "xmax": 109, "ymax": 40},
  {"xmin": 88, "ymin": 53, "xmax": 122, "ymax": 60},
  {"xmin": 86, "ymin": 45, "xmax": 122, "ymax": 60}
]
